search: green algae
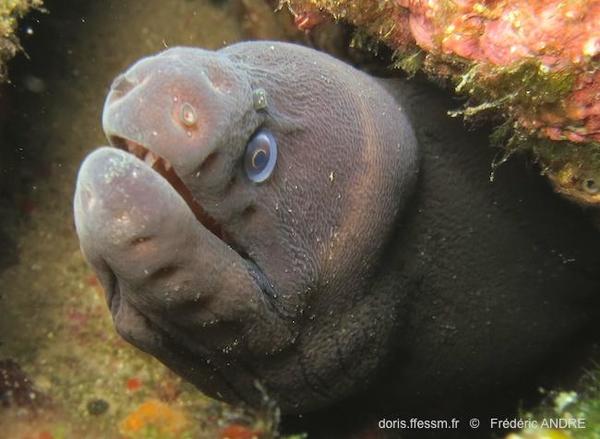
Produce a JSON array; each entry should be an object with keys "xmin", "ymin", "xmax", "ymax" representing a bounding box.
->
[
  {"xmin": 489, "ymin": 116, "xmax": 600, "ymax": 185},
  {"xmin": 511, "ymin": 369, "xmax": 600, "ymax": 439},
  {"xmin": 349, "ymin": 28, "xmax": 382, "ymax": 55},
  {"xmin": 454, "ymin": 59, "xmax": 577, "ymax": 119},
  {"xmin": 0, "ymin": 0, "xmax": 43, "ymax": 79},
  {"xmin": 391, "ymin": 48, "xmax": 424, "ymax": 78},
  {"xmin": 394, "ymin": 49, "xmax": 594, "ymax": 193},
  {"xmin": 283, "ymin": 0, "xmax": 411, "ymax": 49}
]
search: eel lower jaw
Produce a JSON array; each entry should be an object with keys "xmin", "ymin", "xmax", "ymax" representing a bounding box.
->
[
  {"xmin": 101, "ymin": 137, "xmax": 289, "ymax": 324},
  {"xmin": 107, "ymin": 136, "xmax": 282, "ymax": 302},
  {"xmin": 108, "ymin": 135, "xmax": 226, "ymax": 241}
]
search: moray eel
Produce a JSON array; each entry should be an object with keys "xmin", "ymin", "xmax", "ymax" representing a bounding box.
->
[{"xmin": 74, "ymin": 42, "xmax": 600, "ymax": 418}]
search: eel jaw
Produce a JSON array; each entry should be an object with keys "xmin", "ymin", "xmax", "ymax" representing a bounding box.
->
[
  {"xmin": 102, "ymin": 137, "xmax": 281, "ymax": 311},
  {"xmin": 108, "ymin": 135, "xmax": 226, "ymax": 241},
  {"xmin": 74, "ymin": 138, "xmax": 297, "ymax": 404}
]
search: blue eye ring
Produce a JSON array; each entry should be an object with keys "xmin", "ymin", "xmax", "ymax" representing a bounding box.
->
[{"xmin": 244, "ymin": 129, "xmax": 277, "ymax": 183}]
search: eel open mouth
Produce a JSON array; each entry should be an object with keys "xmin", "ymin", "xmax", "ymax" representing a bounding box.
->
[
  {"xmin": 102, "ymin": 136, "xmax": 279, "ymax": 306},
  {"xmin": 108, "ymin": 135, "xmax": 225, "ymax": 241}
]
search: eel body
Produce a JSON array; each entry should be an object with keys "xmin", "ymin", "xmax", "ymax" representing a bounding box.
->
[{"xmin": 74, "ymin": 42, "xmax": 600, "ymax": 420}]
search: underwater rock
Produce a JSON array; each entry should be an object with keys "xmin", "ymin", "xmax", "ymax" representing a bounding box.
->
[
  {"xmin": 282, "ymin": 0, "xmax": 600, "ymax": 207},
  {"xmin": 219, "ymin": 423, "xmax": 263, "ymax": 439},
  {"xmin": 0, "ymin": 0, "xmax": 43, "ymax": 80},
  {"xmin": 155, "ymin": 374, "xmax": 182, "ymax": 403},
  {"xmin": 0, "ymin": 358, "xmax": 48, "ymax": 409},
  {"xmin": 119, "ymin": 399, "xmax": 189, "ymax": 437},
  {"xmin": 86, "ymin": 398, "xmax": 109, "ymax": 416},
  {"xmin": 504, "ymin": 377, "xmax": 600, "ymax": 439}
]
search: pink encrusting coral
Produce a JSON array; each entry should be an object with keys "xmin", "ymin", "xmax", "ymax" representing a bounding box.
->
[
  {"xmin": 533, "ymin": 70, "xmax": 600, "ymax": 143},
  {"xmin": 285, "ymin": 0, "xmax": 600, "ymax": 143},
  {"xmin": 395, "ymin": 0, "xmax": 600, "ymax": 143},
  {"xmin": 400, "ymin": 0, "xmax": 599, "ymax": 66},
  {"xmin": 283, "ymin": 0, "xmax": 600, "ymax": 205}
]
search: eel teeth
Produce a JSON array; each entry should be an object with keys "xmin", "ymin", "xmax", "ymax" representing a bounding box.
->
[
  {"xmin": 145, "ymin": 150, "xmax": 158, "ymax": 167},
  {"xmin": 127, "ymin": 142, "xmax": 145, "ymax": 158},
  {"xmin": 118, "ymin": 137, "xmax": 173, "ymax": 172},
  {"xmin": 110, "ymin": 135, "xmax": 225, "ymax": 241}
]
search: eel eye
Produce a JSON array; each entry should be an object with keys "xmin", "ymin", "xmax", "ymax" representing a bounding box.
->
[
  {"xmin": 582, "ymin": 178, "xmax": 600, "ymax": 194},
  {"xmin": 244, "ymin": 129, "xmax": 277, "ymax": 183}
]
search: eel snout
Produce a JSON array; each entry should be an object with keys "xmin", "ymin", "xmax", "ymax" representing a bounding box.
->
[
  {"xmin": 73, "ymin": 147, "xmax": 202, "ymax": 295},
  {"xmin": 73, "ymin": 145, "xmax": 281, "ymax": 352}
]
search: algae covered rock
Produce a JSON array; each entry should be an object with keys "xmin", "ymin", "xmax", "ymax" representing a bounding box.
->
[
  {"xmin": 505, "ymin": 371, "xmax": 600, "ymax": 439},
  {"xmin": 0, "ymin": 0, "xmax": 42, "ymax": 80},
  {"xmin": 282, "ymin": 0, "xmax": 600, "ymax": 207}
]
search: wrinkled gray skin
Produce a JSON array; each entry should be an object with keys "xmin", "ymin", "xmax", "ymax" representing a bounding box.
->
[{"xmin": 74, "ymin": 41, "xmax": 600, "ymax": 417}]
